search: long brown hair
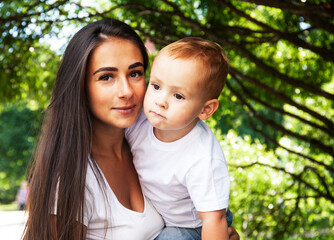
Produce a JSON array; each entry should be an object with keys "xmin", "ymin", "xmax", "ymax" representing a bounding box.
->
[{"xmin": 23, "ymin": 19, "xmax": 148, "ymax": 240}]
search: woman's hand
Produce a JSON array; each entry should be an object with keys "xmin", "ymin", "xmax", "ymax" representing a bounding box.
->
[{"xmin": 228, "ymin": 226, "xmax": 240, "ymax": 240}]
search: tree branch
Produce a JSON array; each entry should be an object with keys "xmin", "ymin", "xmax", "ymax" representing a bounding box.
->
[
  {"xmin": 237, "ymin": 0, "xmax": 334, "ymax": 34},
  {"xmin": 217, "ymin": 0, "xmax": 334, "ymax": 61},
  {"xmin": 304, "ymin": 166, "xmax": 331, "ymax": 196},
  {"xmin": 237, "ymin": 0, "xmax": 334, "ymax": 18},
  {"xmin": 226, "ymin": 80, "xmax": 334, "ymax": 157},
  {"xmin": 132, "ymin": 1, "xmax": 334, "ymax": 100},
  {"xmin": 0, "ymin": 0, "xmax": 70, "ymax": 24},
  {"xmin": 233, "ymin": 75, "xmax": 334, "ymax": 136},
  {"xmin": 274, "ymin": 183, "xmax": 301, "ymax": 238},
  {"xmin": 231, "ymin": 162, "xmax": 334, "ymax": 202},
  {"xmin": 248, "ymin": 122, "xmax": 334, "ymax": 173},
  {"xmin": 229, "ymin": 68, "xmax": 334, "ymax": 129}
]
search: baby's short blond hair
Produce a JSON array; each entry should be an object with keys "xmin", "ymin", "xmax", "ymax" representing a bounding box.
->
[{"xmin": 159, "ymin": 37, "xmax": 229, "ymax": 99}]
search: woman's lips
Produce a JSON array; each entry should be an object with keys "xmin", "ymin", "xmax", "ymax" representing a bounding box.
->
[{"xmin": 112, "ymin": 105, "xmax": 136, "ymax": 114}]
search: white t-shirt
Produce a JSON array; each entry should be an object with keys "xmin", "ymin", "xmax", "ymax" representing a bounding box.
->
[
  {"xmin": 55, "ymin": 161, "xmax": 164, "ymax": 240},
  {"xmin": 126, "ymin": 111, "xmax": 230, "ymax": 228}
]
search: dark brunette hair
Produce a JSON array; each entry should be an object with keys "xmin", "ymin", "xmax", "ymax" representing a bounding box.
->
[{"xmin": 23, "ymin": 19, "xmax": 148, "ymax": 240}]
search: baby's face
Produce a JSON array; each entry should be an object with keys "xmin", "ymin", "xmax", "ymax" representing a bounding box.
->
[{"xmin": 144, "ymin": 52, "xmax": 207, "ymax": 133}]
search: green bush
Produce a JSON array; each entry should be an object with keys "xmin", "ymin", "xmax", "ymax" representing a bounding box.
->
[{"xmin": 0, "ymin": 105, "xmax": 42, "ymax": 202}]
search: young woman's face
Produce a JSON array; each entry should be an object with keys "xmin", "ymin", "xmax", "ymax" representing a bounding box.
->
[{"xmin": 87, "ymin": 38, "xmax": 146, "ymax": 129}]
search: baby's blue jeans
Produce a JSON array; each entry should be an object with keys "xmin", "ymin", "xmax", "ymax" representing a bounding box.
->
[{"xmin": 154, "ymin": 208, "xmax": 233, "ymax": 240}]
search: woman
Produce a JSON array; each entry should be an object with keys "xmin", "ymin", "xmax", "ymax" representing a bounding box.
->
[
  {"xmin": 24, "ymin": 18, "xmax": 163, "ymax": 240},
  {"xmin": 24, "ymin": 19, "xmax": 240, "ymax": 240}
]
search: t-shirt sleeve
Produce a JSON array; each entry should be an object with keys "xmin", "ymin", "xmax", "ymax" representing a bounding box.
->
[
  {"xmin": 83, "ymin": 185, "xmax": 93, "ymax": 226},
  {"xmin": 125, "ymin": 110, "xmax": 146, "ymax": 144},
  {"xmin": 51, "ymin": 180, "xmax": 92, "ymax": 226},
  {"xmin": 185, "ymin": 156, "xmax": 230, "ymax": 212}
]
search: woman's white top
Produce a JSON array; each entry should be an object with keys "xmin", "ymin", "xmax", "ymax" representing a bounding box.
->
[{"xmin": 83, "ymin": 162, "xmax": 164, "ymax": 240}]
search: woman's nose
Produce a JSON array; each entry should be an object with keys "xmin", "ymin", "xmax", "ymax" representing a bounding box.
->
[{"xmin": 118, "ymin": 77, "xmax": 133, "ymax": 99}]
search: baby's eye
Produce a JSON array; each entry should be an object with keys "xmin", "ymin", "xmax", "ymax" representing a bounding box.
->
[
  {"xmin": 99, "ymin": 74, "xmax": 113, "ymax": 81},
  {"xmin": 174, "ymin": 93, "xmax": 184, "ymax": 100},
  {"xmin": 130, "ymin": 70, "xmax": 143, "ymax": 78},
  {"xmin": 152, "ymin": 83, "xmax": 160, "ymax": 90}
]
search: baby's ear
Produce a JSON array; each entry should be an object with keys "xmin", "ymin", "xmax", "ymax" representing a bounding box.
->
[{"xmin": 198, "ymin": 99, "xmax": 219, "ymax": 120}]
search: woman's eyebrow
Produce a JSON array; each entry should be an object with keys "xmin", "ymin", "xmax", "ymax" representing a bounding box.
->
[
  {"xmin": 93, "ymin": 62, "xmax": 143, "ymax": 75},
  {"xmin": 93, "ymin": 67, "xmax": 117, "ymax": 75},
  {"xmin": 129, "ymin": 62, "xmax": 143, "ymax": 69}
]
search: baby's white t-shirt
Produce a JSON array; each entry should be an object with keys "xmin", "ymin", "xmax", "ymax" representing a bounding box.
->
[{"xmin": 126, "ymin": 111, "xmax": 230, "ymax": 228}]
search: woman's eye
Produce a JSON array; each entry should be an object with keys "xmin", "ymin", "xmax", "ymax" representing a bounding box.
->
[
  {"xmin": 130, "ymin": 70, "xmax": 143, "ymax": 78},
  {"xmin": 174, "ymin": 93, "xmax": 184, "ymax": 100},
  {"xmin": 99, "ymin": 74, "xmax": 113, "ymax": 81},
  {"xmin": 152, "ymin": 84, "xmax": 160, "ymax": 90}
]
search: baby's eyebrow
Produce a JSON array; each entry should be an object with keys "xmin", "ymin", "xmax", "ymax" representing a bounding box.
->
[{"xmin": 149, "ymin": 75, "xmax": 162, "ymax": 82}]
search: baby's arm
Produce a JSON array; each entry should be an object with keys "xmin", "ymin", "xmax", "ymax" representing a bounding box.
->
[{"xmin": 198, "ymin": 209, "xmax": 228, "ymax": 240}]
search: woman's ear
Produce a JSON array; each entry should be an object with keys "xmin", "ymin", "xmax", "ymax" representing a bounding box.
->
[{"xmin": 198, "ymin": 99, "xmax": 219, "ymax": 120}]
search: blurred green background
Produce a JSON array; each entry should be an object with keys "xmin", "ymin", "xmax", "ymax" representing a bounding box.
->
[{"xmin": 0, "ymin": 0, "xmax": 333, "ymax": 239}]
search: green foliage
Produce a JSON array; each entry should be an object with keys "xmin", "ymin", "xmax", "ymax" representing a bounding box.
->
[
  {"xmin": 1, "ymin": 0, "xmax": 333, "ymax": 239},
  {"xmin": 0, "ymin": 0, "xmax": 77, "ymax": 106},
  {"xmin": 0, "ymin": 105, "xmax": 43, "ymax": 202},
  {"xmin": 210, "ymin": 129, "xmax": 334, "ymax": 239},
  {"xmin": 0, "ymin": 41, "xmax": 60, "ymax": 107}
]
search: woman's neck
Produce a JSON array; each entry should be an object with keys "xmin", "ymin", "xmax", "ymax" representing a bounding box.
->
[{"xmin": 91, "ymin": 122, "xmax": 126, "ymax": 162}]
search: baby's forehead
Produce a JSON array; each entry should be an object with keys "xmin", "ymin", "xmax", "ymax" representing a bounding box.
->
[
  {"xmin": 154, "ymin": 56, "xmax": 208, "ymax": 93},
  {"xmin": 156, "ymin": 50, "xmax": 204, "ymax": 67}
]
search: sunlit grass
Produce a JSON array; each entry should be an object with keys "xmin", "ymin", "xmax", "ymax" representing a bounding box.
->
[{"xmin": 0, "ymin": 201, "xmax": 18, "ymax": 211}]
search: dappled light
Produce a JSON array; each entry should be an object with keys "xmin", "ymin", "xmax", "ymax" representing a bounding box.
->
[{"xmin": 0, "ymin": 0, "xmax": 333, "ymax": 239}]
